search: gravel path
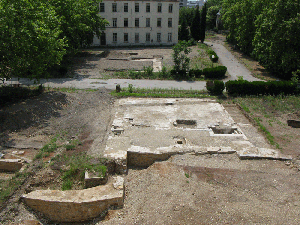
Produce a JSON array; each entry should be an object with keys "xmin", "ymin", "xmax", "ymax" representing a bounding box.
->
[{"xmin": 205, "ymin": 41, "xmax": 262, "ymax": 82}]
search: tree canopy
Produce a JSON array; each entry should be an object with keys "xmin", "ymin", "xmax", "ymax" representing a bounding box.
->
[
  {"xmin": 222, "ymin": 0, "xmax": 300, "ymax": 79},
  {"xmin": 0, "ymin": 0, "xmax": 108, "ymax": 80}
]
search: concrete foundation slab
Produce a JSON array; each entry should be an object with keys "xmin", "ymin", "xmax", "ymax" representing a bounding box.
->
[{"xmin": 105, "ymin": 98, "xmax": 292, "ymax": 173}]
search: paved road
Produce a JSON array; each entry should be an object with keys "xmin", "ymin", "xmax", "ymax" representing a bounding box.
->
[
  {"xmin": 3, "ymin": 42, "xmax": 261, "ymax": 90},
  {"xmin": 206, "ymin": 41, "xmax": 262, "ymax": 82}
]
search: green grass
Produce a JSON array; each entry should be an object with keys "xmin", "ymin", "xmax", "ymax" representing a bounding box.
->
[
  {"xmin": 221, "ymin": 95, "xmax": 300, "ymax": 149},
  {"xmin": 0, "ymin": 170, "xmax": 30, "ymax": 205},
  {"xmin": 56, "ymin": 153, "xmax": 107, "ymax": 190},
  {"xmin": 48, "ymin": 87, "xmax": 98, "ymax": 93},
  {"xmin": 111, "ymin": 86, "xmax": 212, "ymax": 98}
]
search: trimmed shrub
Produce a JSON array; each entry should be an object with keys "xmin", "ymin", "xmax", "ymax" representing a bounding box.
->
[
  {"xmin": 189, "ymin": 69, "xmax": 203, "ymax": 78},
  {"xmin": 225, "ymin": 80, "xmax": 298, "ymax": 96},
  {"xmin": 206, "ymin": 80, "xmax": 225, "ymax": 95},
  {"xmin": 203, "ymin": 66, "xmax": 227, "ymax": 79},
  {"xmin": 207, "ymin": 49, "xmax": 219, "ymax": 62}
]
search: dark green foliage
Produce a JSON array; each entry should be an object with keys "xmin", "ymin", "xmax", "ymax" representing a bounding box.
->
[
  {"xmin": 225, "ymin": 80, "xmax": 298, "ymax": 96},
  {"xmin": 223, "ymin": 0, "xmax": 300, "ymax": 79},
  {"xmin": 206, "ymin": 80, "xmax": 225, "ymax": 95},
  {"xmin": 0, "ymin": 86, "xmax": 43, "ymax": 107},
  {"xmin": 203, "ymin": 66, "xmax": 227, "ymax": 79},
  {"xmin": 190, "ymin": 6, "xmax": 201, "ymax": 41},
  {"xmin": 206, "ymin": 5, "xmax": 221, "ymax": 30},
  {"xmin": 200, "ymin": 3, "xmax": 207, "ymax": 43},
  {"xmin": 179, "ymin": 18, "xmax": 190, "ymax": 41},
  {"xmin": 179, "ymin": 7, "xmax": 195, "ymax": 27},
  {"xmin": 172, "ymin": 41, "xmax": 191, "ymax": 73},
  {"xmin": 189, "ymin": 69, "xmax": 203, "ymax": 78},
  {"xmin": 207, "ymin": 50, "xmax": 219, "ymax": 62}
]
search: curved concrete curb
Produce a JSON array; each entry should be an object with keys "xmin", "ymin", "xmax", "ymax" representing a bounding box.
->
[{"xmin": 22, "ymin": 176, "xmax": 124, "ymax": 222}]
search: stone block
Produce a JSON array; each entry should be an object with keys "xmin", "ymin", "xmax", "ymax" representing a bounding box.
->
[
  {"xmin": 84, "ymin": 171, "xmax": 108, "ymax": 188},
  {"xmin": 22, "ymin": 176, "xmax": 124, "ymax": 223},
  {"xmin": 0, "ymin": 159, "xmax": 23, "ymax": 172}
]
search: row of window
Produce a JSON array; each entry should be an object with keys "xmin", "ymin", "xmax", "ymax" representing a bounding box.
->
[
  {"xmin": 100, "ymin": 2, "xmax": 173, "ymax": 13},
  {"xmin": 112, "ymin": 33, "xmax": 173, "ymax": 43},
  {"xmin": 112, "ymin": 18, "xmax": 172, "ymax": 28}
]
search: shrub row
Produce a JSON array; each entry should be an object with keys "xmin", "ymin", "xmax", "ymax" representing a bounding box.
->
[
  {"xmin": 206, "ymin": 80, "xmax": 225, "ymax": 95},
  {"xmin": 207, "ymin": 49, "xmax": 219, "ymax": 62},
  {"xmin": 225, "ymin": 80, "xmax": 298, "ymax": 96},
  {"xmin": 170, "ymin": 66, "xmax": 227, "ymax": 79},
  {"xmin": 203, "ymin": 66, "xmax": 227, "ymax": 79}
]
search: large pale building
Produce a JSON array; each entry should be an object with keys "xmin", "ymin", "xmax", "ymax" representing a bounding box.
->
[{"xmin": 93, "ymin": 0, "xmax": 179, "ymax": 46}]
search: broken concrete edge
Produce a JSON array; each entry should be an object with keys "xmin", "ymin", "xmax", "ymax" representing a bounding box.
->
[
  {"xmin": 0, "ymin": 159, "xmax": 23, "ymax": 172},
  {"xmin": 21, "ymin": 176, "xmax": 124, "ymax": 223}
]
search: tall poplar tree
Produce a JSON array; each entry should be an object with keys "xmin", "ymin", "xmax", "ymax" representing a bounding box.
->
[
  {"xmin": 190, "ymin": 6, "xmax": 201, "ymax": 41},
  {"xmin": 200, "ymin": 3, "xmax": 207, "ymax": 43}
]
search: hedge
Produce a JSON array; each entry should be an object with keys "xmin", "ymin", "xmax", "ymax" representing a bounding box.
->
[
  {"xmin": 225, "ymin": 80, "xmax": 298, "ymax": 96},
  {"xmin": 206, "ymin": 80, "xmax": 225, "ymax": 95},
  {"xmin": 203, "ymin": 66, "xmax": 227, "ymax": 79}
]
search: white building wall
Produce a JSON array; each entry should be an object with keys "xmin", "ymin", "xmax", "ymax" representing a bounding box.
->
[{"xmin": 93, "ymin": 0, "xmax": 179, "ymax": 46}]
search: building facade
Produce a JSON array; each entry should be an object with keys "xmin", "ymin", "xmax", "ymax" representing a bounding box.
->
[{"xmin": 93, "ymin": 0, "xmax": 179, "ymax": 46}]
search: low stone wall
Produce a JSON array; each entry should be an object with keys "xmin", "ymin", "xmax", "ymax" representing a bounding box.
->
[
  {"xmin": 0, "ymin": 159, "xmax": 23, "ymax": 172},
  {"xmin": 22, "ymin": 176, "xmax": 124, "ymax": 223}
]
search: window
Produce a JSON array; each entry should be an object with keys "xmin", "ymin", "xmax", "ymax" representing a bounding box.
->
[
  {"xmin": 135, "ymin": 3, "xmax": 139, "ymax": 12},
  {"xmin": 157, "ymin": 33, "xmax": 161, "ymax": 42},
  {"xmin": 157, "ymin": 3, "xmax": 162, "ymax": 12},
  {"xmin": 100, "ymin": 3, "xmax": 105, "ymax": 12},
  {"xmin": 124, "ymin": 3, "xmax": 128, "ymax": 12},
  {"xmin": 168, "ymin": 18, "xmax": 172, "ymax": 27},
  {"xmin": 146, "ymin": 3, "xmax": 150, "ymax": 12},
  {"xmin": 113, "ymin": 18, "xmax": 117, "ymax": 27},
  {"xmin": 135, "ymin": 33, "xmax": 139, "ymax": 43},
  {"xmin": 124, "ymin": 33, "xmax": 128, "ymax": 42},
  {"xmin": 113, "ymin": 33, "xmax": 117, "ymax": 42},
  {"xmin": 168, "ymin": 33, "xmax": 172, "ymax": 42},
  {"xmin": 135, "ymin": 18, "xmax": 139, "ymax": 27},
  {"xmin": 169, "ymin": 4, "xmax": 173, "ymax": 13},
  {"xmin": 146, "ymin": 18, "xmax": 150, "ymax": 27},
  {"xmin": 157, "ymin": 18, "xmax": 161, "ymax": 27},
  {"xmin": 112, "ymin": 3, "xmax": 117, "ymax": 12},
  {"xmin": 124, "ymin": 18, "xmax": 128, "ymax": 27},
  {"xmin": 146, "ymin": 33, "xmax": 150, "ymax": 42}
]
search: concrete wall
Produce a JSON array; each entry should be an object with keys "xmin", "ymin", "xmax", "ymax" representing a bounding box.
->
[{"xmin": 93, "ymin": 0, "xmax": 179, "ymax": 46}]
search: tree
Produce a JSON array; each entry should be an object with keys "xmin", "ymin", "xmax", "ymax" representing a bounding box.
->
[
  {"xmin": 190, "ymin": 6, "xmax": 201, "ymax": 41},
  {"xmin": 0, "ymin": 0, "xmax": 66, "ymax": 80},
  {"xmin": 49, "ymin": 0, "xmax": 108, "ymax": 52},
  {"xmin": 206, "ymin": 5, "xmax": 221, "ymax": 30},
  {"xmin": 179, "ymin": 18, "xmax": 190, "ymax": 41},
  {"xmin": 200, "ymin": 3, "xmax": 207, "ymax": 43},
  {"xmin": 172, "ymin": 41, "xmax": 191, "ymax": 73},
  {"xmin": 252, "ymin": 0, "xmax": 300, "ymax": 78},
  {"xmin": 179, "ymin": 7, "xmax": 195, "ymax": 27}
]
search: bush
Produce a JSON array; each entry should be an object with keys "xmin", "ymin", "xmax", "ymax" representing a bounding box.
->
[
  {"xmin": 225, "ymin": 80, "xmax": 298, "ymax": 96},
  {"xmin": 189, "ymin": 69, "xmax": 203, "ymax": 78},
  {"xmin": 203, "ymin": 66, "xmax": 227, "ymax": 79},
  {"xmin": 206, "ymin": 80, "xmax": 225, "ymax": 95},
  {"xmin": 207, "ymin": 49, "xmax": 219, "ymax": 62}
]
